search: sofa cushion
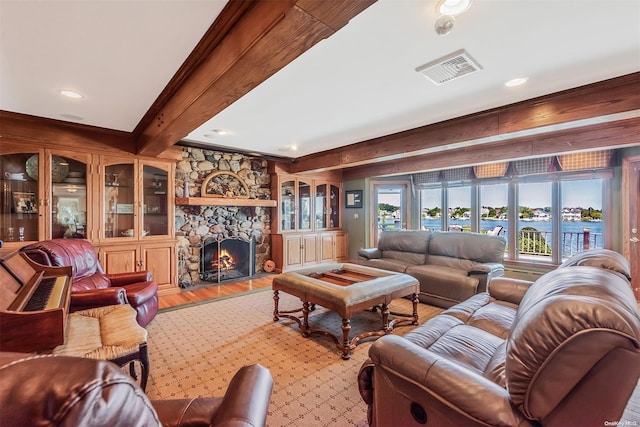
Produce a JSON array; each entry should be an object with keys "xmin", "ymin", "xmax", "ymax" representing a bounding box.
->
[
  {"xmin": 428, "ymin": 231, "xmax": 506, "ymax": 264},
  {"xmin": 406, "ymin": 264, "xmax": 479, "ymax": 303},
  {"xmin": 404, "ymin": 316, "xmax": 505, "ymax": 379},
  {"xmin": 441, "ymin": 293, "xmax": 518, "ymax": 339},
  {"xmin": 506, "ymin": 266, "xmax": 640, "ymax": 420},
  {"xmin": 378, "ymin": 231, "xmax": 431, "ymax": 265}
]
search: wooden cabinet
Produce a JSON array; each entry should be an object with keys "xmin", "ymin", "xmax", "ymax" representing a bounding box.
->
[
  {"xmin": 272, "ymin": 230, "xmax": 347, "ymax": 273},
  {"xmin": 270, "ymin": 168, "xmax": 345, "ymax": 272},
  {"xmin": 97, "ymin": 156, "xmax": 176, "ymax": 291},
  {"xmin": 0, "ymin": 145, "xmax": 178, "ymax": 291},
  {"xmin": 97, "ymin": 241, "xmax": 175, "ymax": 294},
  {"xmin": 320, "ymin": 231, "xmax": 348, "ymax": 263}
]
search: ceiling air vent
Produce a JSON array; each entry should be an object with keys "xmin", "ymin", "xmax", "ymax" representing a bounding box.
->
[{"xmin": 416, "ymin": 49, "xmax": 482, "ymax": 85}]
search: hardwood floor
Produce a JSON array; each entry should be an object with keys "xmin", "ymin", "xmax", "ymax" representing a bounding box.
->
[
  {"xmin": 158, "ymin": 275, "xmax": 275, "ymax": 309},
  {"xmin": 158, "ymin": 276, "xmax": 640, "ymax": 422}
]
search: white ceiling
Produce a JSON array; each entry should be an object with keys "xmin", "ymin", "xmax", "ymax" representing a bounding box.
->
[{"xmin": 2, "ymin": 0, "xmax": 639, "ymax": 159}]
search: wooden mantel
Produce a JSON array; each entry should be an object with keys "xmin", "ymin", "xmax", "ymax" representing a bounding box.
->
[{"xmin": 175, "ymin": 197, "xmax": 277, "ymax": 207}]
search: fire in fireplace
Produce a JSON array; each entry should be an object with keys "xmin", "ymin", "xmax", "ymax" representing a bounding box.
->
[{"xmin": 200, "ymin": 237, "xmax": 256, "ymax": 282}]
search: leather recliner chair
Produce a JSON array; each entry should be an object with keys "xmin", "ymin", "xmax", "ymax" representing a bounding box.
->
[
  {"xmin": 21, "ymin": 238, "xmax": 158, "ymax": 327},
  {"xmin": 0, "ymin": 351, "xmax": 273, "ymax": 427},
  {"xmin": 358, "ymin": 249, "xmax": 640, "ymax": 426}
]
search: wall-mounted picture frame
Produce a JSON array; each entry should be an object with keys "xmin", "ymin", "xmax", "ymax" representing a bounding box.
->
[
  {"xmin": 13, "ymin": 191, "xmax": 37, "ymax": 213},
  {"xmin": 345, "ymin": 190, "xmax": 363, "ymax": 208}
]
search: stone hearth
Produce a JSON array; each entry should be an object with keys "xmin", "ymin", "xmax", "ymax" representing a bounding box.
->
[{"xmin": 174, "ymin": 148, "xmax": 272, "ymax": 287}]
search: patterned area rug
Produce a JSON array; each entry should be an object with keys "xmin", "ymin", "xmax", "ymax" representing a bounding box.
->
[{"xmin": 145, "ymin": 288, "xmax": 443, "ymax": 427}]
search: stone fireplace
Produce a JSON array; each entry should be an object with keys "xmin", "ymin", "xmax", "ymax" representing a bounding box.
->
[{"xmin": 174, "ymin": 148, "xmax": 272, "ymax": 287}]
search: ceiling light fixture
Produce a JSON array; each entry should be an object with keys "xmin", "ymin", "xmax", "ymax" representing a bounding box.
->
[
  {"xmin": 436, "ymin": 0, "xmax": 473, "ymax": 16},
  {"xmin": 59, "ymin": 89, "xmax": 83, "ymax": 99},
  {"xmin": 505, "ymin": 77, "xmax": 528, "ymax": 87},
  {"xmin": 434, "ymin": 0, "xmax": 472, "ymax": 36}
]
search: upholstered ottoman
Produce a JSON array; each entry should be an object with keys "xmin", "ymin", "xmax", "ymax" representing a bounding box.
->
[{"xmin": 53, "ymin": 304, "xmax": 149, "ymax": 391}]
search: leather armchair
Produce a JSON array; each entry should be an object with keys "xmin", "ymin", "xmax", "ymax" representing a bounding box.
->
[
  {"xmin": 21, "ymin": 239, "xmax": 158, "ymax": 327},
  {"xmin": 0, "ymin": 352, "xmax": 273, "ymax": 427},
  {"xmin": 358, "ymin": 249, "xmax": 640, "ymax": 426}
]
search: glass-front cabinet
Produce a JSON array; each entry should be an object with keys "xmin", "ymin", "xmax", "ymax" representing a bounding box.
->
[
  {"xmin": 0, "ymin": 149, "xmax": 92, "ymax": 246},
  {"xmin": 0, "ymin": 151, "xmax": 42, "ymax": 244},
  {"xmin": 100, "ymin": 157, "xmax": 173, "ymax": 241},
  {"xmin": 275, "ymin": 175, "xmax": 340, "ymax": 234},
  {"xmin": 271, "ymin": 172, "xmax": 345, "ymax": 273}
]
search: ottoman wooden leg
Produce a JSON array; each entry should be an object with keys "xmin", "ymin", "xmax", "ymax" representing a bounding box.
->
[{"xmin": 341, "ymin": 318, "xmax": 352, "ymax": 360}]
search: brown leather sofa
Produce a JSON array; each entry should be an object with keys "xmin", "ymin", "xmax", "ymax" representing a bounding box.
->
[
  {"xmin": 0, "ymin": 351, "xmax": 273, "ymax": 427},
  {"xmin": 358, "ymin": 230, "xmax": 506, "ymax": 308},
  {"xmin": 21, "ymin": 238, "xmax": 158, "ymax": 327},
  {"xmin": 358, "ymin": 249, "xmax": 640, "ymax": 426}
]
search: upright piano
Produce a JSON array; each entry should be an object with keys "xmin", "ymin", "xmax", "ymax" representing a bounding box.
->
[{"xmin": 0, "ymin": 250, "xmax": 72, "ymax": 353}]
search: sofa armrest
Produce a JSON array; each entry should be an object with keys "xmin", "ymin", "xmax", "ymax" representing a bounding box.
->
[
  {"xmin": 153, "ymin": 364, "xmax": 273, "ymax": 427},
  {"xmin": 369, "ymin": 335, "xmax": 525, "ymax": 426},
  {"xmin": 107, "ymin": 271, "xmax": 153, "ymax": 286},
  {"xmin": 358, "ymin": 248, "xmax": 381, "ymax": 260},
  {"xmin": 121, "ymin": 281, "xmax": 158, "ymax": 306},
  {"xmin": 488, "ymin": 277, "xmax": 533, "ymax": 305},
  {"xmin": 70, "ymin": 288, "xmax": 128, "ymax": 310}
]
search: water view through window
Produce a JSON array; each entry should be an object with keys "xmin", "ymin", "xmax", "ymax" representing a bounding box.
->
[{"xmin": 417, "ymin": 178, "xmax": 604, "ymax": 262}]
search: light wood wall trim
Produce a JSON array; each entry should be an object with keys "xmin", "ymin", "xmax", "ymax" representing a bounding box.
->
[
  {"xmin": 0, "ymin": 110, "xmax": 134, "ymax": 154},
  {"xmin": 135, "ymin": 0, "xmax": 376, "ymax": 158},
  {"xmin": 342, "ymin": 117, "xmax": 640, "ymax": 180},
  {"xmin": 292, "ymin": 72, "xmax": 640, "ymax": 175}
]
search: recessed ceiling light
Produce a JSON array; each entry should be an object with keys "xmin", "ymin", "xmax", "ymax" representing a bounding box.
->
[
  {"xmin": 212, "ymin": 128, "xmax": 229, "ymax": 136},
  {"xmin": 290, "ymin": 144, "xmax": 298, "ymax": 151},
  {"xmin": 505, "ymin": 77, "xmax": 528, "ymax": 87},
  {"xmin": 436, "ymin": 0, "xmax": 472, "ymax": 16},
  {"xmin": 59, "ymin": 89, "xmax": 83, "ymax": 99}
]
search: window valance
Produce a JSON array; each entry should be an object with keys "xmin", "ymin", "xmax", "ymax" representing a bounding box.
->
[{"xmin": 412, "ymin": 150, "xmax": 613, "ymax": 187}]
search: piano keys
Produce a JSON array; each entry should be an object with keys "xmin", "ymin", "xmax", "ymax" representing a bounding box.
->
[{"xmin": 0, "ymin": 250, "xmax": 72, "ymax": 353}]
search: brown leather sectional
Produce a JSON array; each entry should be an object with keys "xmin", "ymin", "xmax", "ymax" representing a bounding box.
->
[
  {"xmin": 0, "ymin": 351, "xmax": 273, "ymax": 426},
  {"xmin": 358, "ymin": 249, "xmax": 640, "ymax": 426},
  {"xmin": 358, "ymin": 231, "xmax": 507, "ymax": 308}
]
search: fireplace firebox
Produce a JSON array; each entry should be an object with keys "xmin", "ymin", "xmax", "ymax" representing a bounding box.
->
[{"xmin": 200, "ymin": 237, "xmax": 255, "ymax": 282}]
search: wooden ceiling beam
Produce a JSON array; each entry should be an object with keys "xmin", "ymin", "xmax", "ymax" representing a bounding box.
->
[
  {"xmin": 135, "ymin": 0, "xmax": 376, "ymax": 157},
  {"xmin": 342, "ymin": 116, "xmax": 640, "ymax": 180},
  {"xmin": 291, "ymin": 72, "xmax": 640, "ymax": 174}
]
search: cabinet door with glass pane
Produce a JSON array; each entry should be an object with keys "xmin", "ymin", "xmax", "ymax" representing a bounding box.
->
[
  {"xmin": 140, "ymin": 160, "xmax": 173, "ymax": 238},
  {"xmin": 100, "ymin": 157, "xmax": 137, "ymax": 240},
  {"xmin": 47, "ymin": 150, "xmax": 92, "ymax": 240},
  {"xmin": 0, "ymin": 149, "xmax": 43, "ymax": 246}
]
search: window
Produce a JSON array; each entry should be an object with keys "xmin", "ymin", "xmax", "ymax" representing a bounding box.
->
[
  {"xmin": 413, "ymin": 172, "xmax": 608, "ymax": 266},
  {"xmin": 560, "ymin": 178, "xmax": 604, "ymax": 260},
  {"xmin": 420, "ymin": 188, "xmax": 442, "ymax": 231},
  {"xmin": 479, "ymin": 183, "xmax": 507, "ymax": 238},
  {"xmin": 447, "ymin": 186, "xmax": 471, "ymax": 232},
  {"xmin": 518, "ymin": 181, "xmax": 553, "ymax": 260}
]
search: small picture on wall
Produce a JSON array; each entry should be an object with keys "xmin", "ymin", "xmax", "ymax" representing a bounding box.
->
[
  {"xmin": 13, "ymin": 192, "xmax": 37, "ymax": 213},
  {"xmin": 345, "ymin": 190, "xmax": 363, "ymax": 208}
]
